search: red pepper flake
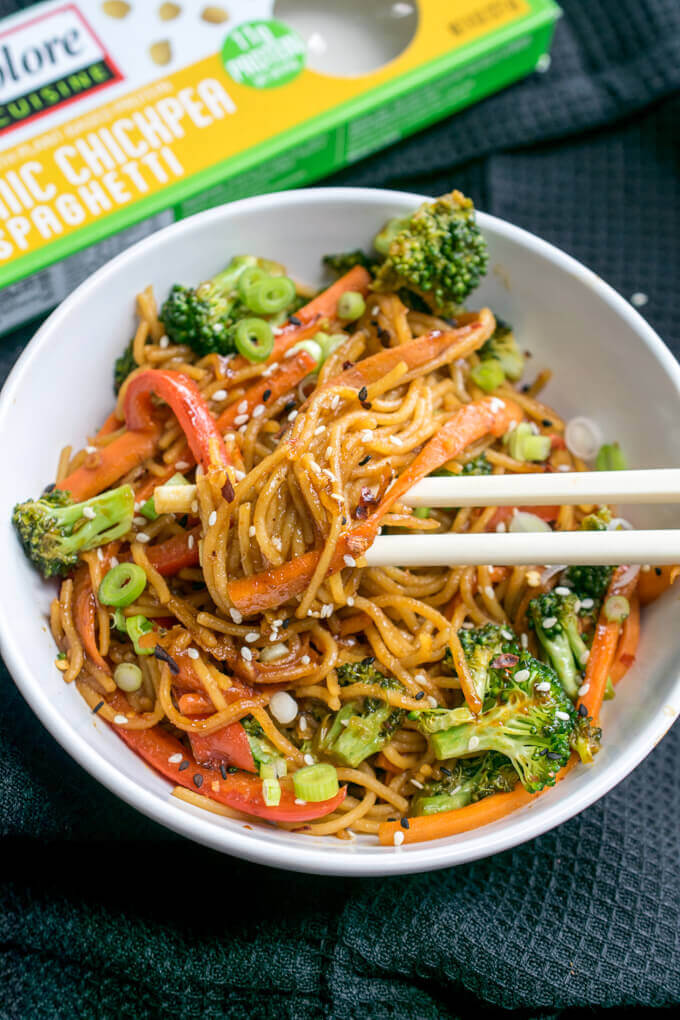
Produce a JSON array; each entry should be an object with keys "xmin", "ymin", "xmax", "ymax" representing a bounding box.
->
[
  {"xmin": 343, "ymin": 361, "xmax": 354, "ymax": 371},
  {"xmin": 490, "ymin": 653, "xmax": 520, "ymax": 669}
]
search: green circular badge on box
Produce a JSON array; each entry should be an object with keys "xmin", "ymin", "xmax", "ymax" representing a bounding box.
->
[{"xmin": 221, "ymin": 19, "xmax": 306, "ymax": 89}]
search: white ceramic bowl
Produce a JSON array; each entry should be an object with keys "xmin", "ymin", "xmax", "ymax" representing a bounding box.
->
[{"xmin": 1, "ymin": 188, "xmax": 679, "ymax": 876}]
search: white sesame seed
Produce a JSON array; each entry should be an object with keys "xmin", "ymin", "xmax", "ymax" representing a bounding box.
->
[
  {"xmin": 410, "ymin": 778, "xmax": 424, "ymax": 789},
  {"xmin": 314, "ymin": 425, "xmax": 325, "ymax": 435},
  {"xmin": 346, "ymin": 597, "xmax": 354, "ymax": 607},
  {"xmin": 361, "ymin": 429, "xmax": 373, "ymax": 441},
  {"xmin": 371, "ymin": 305, "xmax": 380, "ymax": 316},
  {"xmin": 269, "ymin": 691, "xmax": 298, "ymax": 725},
  {"xmin": 309, "ymin": 460, "xmax": 322, "ymax": 474},
  {"xmin": 82, "ymin": 506, "xmax": 96, "ymax": 520},
  {"xmin": 391, "ymin": 435, "xmax": 403, "ymax": 446},
  {"xmin": 234, "ymin": 414, "xmax": 249, "ymax": 426},
  {"xmin": 234, "ymin": 469, "xmax": 246, "ymax": 481},
  {"xmin": 252, "ymin": 404, "xmax": 265, "ymax": 418},
  {"xmin": 299, "ymin": 717, "xmax": 308, "ymax": 732},
  {"xmin": 175, "ymin": 461, "xmax": 190, "ymax": 471},
  {"xmin": 495, "ymin": 521, "xmax": 507, "ymax": 533},
  {"xmin": 208, "ymin": 510, "xmax": 217, "ymax": 527},
  {"xmin": 303, "ymin": 753, "xmax": 315, "ymax": 766},
  {"xmin": 554, "ymin": 586, "xmax": 570, "ymax": 596},
  {"xmin": 331, "ymin": 394, "xmax": 340, "ymax": 410},
  {"xmin": 240, "ymin": 646, "xmax": 252, "ymax": 661},
  {"xmin": 188, "ymin": 535, "xmax": 194, "ymax": 550},
  {"xmin": 288, "ymin": 409, "xmax": 298, "ymax": 421},
  {"xmin": 460, "ymin": 621, "xmax": 474, "ymax": 630},
  {"xmin": 520, "ymin": 633, "xmax": 529, "ymax": 649},
  {"xmin": 393, "ymin": 830, "xmax": 405, "ymax": 847},
  {"xmin": 300, "ymin": 655, "xmax": 311, "ymax": 666},
  {"xmin": 109, "ymin": 556, "xmax": 119, "ymax": 568},
  {"xmin": 344, "ymin": 555, "xmax": 356, "ymax": 568},
  {"xmin": 159, "ymin": 335, "xmax": 170, "ymax": 348},
  {"xmin": 501, "ymin": 630, "xmax": 513, "ymax": 640},
  {"xmin": 515, "ymin": 669, "xmax": 530, "ymax": 683},
  {"xmin": 542, "ymin": 616, "xmax": 557, "ymax": 629},
  {"xmin": 236, "ymin": 400, "xmax": 248, "ymax": 414},
  {"xmin": 427, "ymin": 696, "xmax": 438, "ymax": 708},
  {"xmin": 212, "ymin": 390, "xmax": 227, "ymax": 401},
  {"xmin": 581, "ymin": 598, "xmax": 594, "ymax": 610},
  {"xmin": 467, "ymin": 735, "xmax": 480, "ymax": 751},
  {"xmin": 631, "ymin": 292, "xmax": 648, "ymax": 307},
  {"xmin": 136, "ymin": 532, "xmax": 150, "ymax": 543},
  {"xmin": 133, "ymin": 515, "xmax": 147, "ymax": 526},
  {"xmin": 535, "ymin": 681, "xmax": 551, "ymax": 692},
  {"xmin": 191, "ymin": 501, "xmax": 198, "ymax": 513},
  {"xmin": 245, "ymin": 632, "xmax": 259, "ymax": 643},
  {"xmin": 484, "ymin": 586, "xmax": 495, "ymax": 599},
  {"xmin": 113, "ymin": 714, "xmax": 128, "ymax": 725},
  {"xmin": 295, "ymin": 798, "xmax": 307, "ymax": 805},
  {"xmin": 187, "ymin": 648, "xmax": 199, "ymax": 660},
  {"xmin": 85, "ymin": 445, "xmax": 97, "ymax": 454},
  {"xmin": 580, "ymin": 650, "xmax": 590, "ymax": 665},
  {"xmin": 578, "ymin": 682, "xmax": 590, "ymax": 696},
  {"xmin": 168, "ymin": 753, "xmax": 183, "ymax": 764},
  {"xmin": 320, "ymin": 604, "xmax": 334, "ymax": 618},
  {"xmin": 556, "ymin": 710, "xmax": 571, "ymax": 721},
  {"xmin": 249, "ymin": 525, "xmax": 256, "ymax": 537},
  {"xmin": 230, "ymin": 608, "xmax": 242, "ymax": 624}
]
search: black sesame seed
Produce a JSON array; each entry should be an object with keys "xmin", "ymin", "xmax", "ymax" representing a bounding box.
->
[
  {"xmin": 542, "ymin": 419, "xmax": 552, "ymax": 428},
  {"xmin": 370, "ymin": 319, "xmax": 379, "ymax": 328},
  {"xmin": 283, "ymin": 400, "xmax": 296, "ymax": 413},
  {"xmin": 377, "ymin": 328, "xmax": 391, "ymax": 344},
  {"xmin": 358, "ymin": 386, "xmax": 368, "ymax": 402},
  {"xmin": 91, "ymin": 700, "xmax": 105, "ymax": 715},
  {"xmin": 219, "ymin": 763, "xmax": 228, "ymax": 780},
  {"xmin": 655, "ymin": 567, "xmax": 662, "ymax": 576},
  {"xmin": 400, "ymin": 817, "xmax": 410, "ymax": 829},
  {"xmin": 360, "ymin": 400, "xmax": 372, "ymax": 410},
  {"xmin": 281, "ymin": 617, "xmax": 293, "ymax": 629},
  {"xmin": 154, "ymin": 644, "xmax": 180, "ymax": 674},
  {"xmin": 179, "ymin": 760, "xmax": 190, "ymax": 772},
  {"xmin": 386, "ymin": 817, "xmax": 397, "ymax": 822},
  {"xmin": 289, "ymin": 315, "xmax": 302, "ymax": 326},
  {"xmin": 547, "ymin": 751, "xmax": 563, "ymax": 761},
  {"xmin": 415, "ymin": 691, "xmax": 425, "ymax": 701},
  {"xmin": 361, "ymin": 655, "xmax": 375, "ymax": 666},
  {"xmin": 578, "ymin": 703, "xmax": 588, "ymax": 717},
  {"xmin": 262, "ymin": 389, "xmax": 272, "ymax": 403},
  {"xmin": 440, "ymin": 766, "xmax": 452, "ymax": 776},
  {"xmin": 43, "ymin": 483, "xmax": 56, "ymax": 493},
  {"xmin": 359, "ymin": 455, "xmax": 371, "ymax": 466},
  {"xmin": 521, "ymin": 383, "xmax": 531, "ymax": 393},
  {"xmin": 193, "ymin": 774, "xmax": 204, "ymax": 788}
]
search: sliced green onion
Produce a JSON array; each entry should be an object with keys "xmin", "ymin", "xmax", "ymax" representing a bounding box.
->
[
  {"xmin": 337, "ymin": 291, "xmax": 366, "ymax": 321},
  {"xmin": 509, "ymin": 511, "xmax": 552, "ymax": 534},
  {"xmin": 126, "ymin": 614, "xmax": 154, "ymax": 655},
  {"xmin": 288, "ymin": 339, "xmax": 323, "ymax": 366},
  {"xmin": 604, "ymin": 595, "xmax": 630, "ymax": 623},
  {"xmin": 98, "ymin": 563, "xmax": 147, "ymax": 608},
  {"xmin": 262, "ymin": 777, "xmax": 282, "ymax": 806},
  {"xmin": 237, "ymin": 266, "xmax": 267, "ymax": 303},
  {"xmin": 234, "ymin": 317, "xmax": 274, "ymax": 362},
  {"xmin": 596, "ymin": 442, "xmax": 627, "ymax": 471},
  {"xmin": 260, "ymin": 760, "xmax": 287, "ymax": 779},
  {"xmin": 111, "ymin": 608, "xmax": 127, "ymax": 633},
  {"xmin": 506, "ymin": 422, "xmax": 551, "ymax": 463},
  {"xmin": 245, "ymin": 276, "xmax": 296, "ymax": 315},
  {"xmin": 470, "ymin": 358, "xmax": 505, "ymax": 393},
  {"xmin": 292, "ymin": 762, "xmax": 339, "ymax": 802},
  {"xmin": 114, "ymin": 661, "xmax": 143, "ymax": 692},
  {"xmin": 413, "ymin": 507, "xmax": 431, "ymax": 519},
  {"xmin": 315, "ymin": 331, "xmax": 347, "ymax": 362}
]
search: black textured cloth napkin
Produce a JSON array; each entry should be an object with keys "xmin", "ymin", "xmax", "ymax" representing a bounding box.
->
[{"xmin": 1, "ymin": 2, "xmax": 679, "ymax": 1016}]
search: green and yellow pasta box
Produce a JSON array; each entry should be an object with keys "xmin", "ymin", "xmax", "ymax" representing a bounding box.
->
[{"xmin": 0, "ymin": 0, "xmax": 560, "ymax": 334}]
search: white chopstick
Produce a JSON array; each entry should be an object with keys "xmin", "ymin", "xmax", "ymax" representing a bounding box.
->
[
  {"xmin": 405, "ymin": 469, "xmax": 680, "ymax": 508},
  {"xmin": 366, "ymin": 530, "xmax": 680, "ymax": 567}
]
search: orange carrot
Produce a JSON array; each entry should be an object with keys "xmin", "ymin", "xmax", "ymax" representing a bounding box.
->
[
  {"xmin": 578, "ymin": 566, "xmax": 640, "ymax": 720},
  {"xmin": 228, "ymin": 394, "xmax": 523, "ymax": 615},
  {"xmin": 96, "ymin": 411, "xmax": 123, "ymax": 438},
  {"xmin": 177, "ymin": 692, "xmax": 213, "ymax": 715},
  {"xmin": 638, "ymin": 565, "xmax": 680, "ymax": 606},
  {"xmin": 378, "ymin": 757, "xmax": 575, "ymax": 845},
  {"xmin": 216, "ymin": 348, "xmax": 318, "ymax": 431},
  {"xmin": 57, "ymin": 423, "xmax": 161, "ymax": 501},
  {"xmin": 610, "ymin": 594, "xmax": 640, "ymax": 685}
]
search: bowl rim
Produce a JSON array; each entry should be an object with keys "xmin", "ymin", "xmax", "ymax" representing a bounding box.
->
[{"xmin": 1, "ymin": 186, "xmax": 679, "ymax": 876}]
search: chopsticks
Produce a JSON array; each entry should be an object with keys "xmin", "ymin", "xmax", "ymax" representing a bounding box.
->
[{"xmin": 364, "ymin": 469, "xmax": 680, "ymax": 567}]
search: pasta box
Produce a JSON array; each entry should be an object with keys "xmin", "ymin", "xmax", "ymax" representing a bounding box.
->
[{"xmin": 0, "ymin": 0, "xmax": 560, "ymax": 334}]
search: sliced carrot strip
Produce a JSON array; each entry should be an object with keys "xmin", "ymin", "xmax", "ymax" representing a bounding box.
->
[
  {"xmin": 610, "ymin": 594, "xmax": 640, "ymax": 684},
  {"xmin": 638, "ymin": 565, "xmax": 680, "ymax": 606},
  {"xmin": 578, "ymin": 567, "xmax": 640, "ymax": 720},
  {"xmin": 57, "ymin": 424, "xmax": 161, "ymax": 502}
]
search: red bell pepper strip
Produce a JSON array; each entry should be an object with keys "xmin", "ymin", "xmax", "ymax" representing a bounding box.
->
[
  {"xmin": 73, "ymin": 565, "xmax": 110, "ymax": 673},
  {"xmin": 124, "ymin": 369, "xmax": 229, "ymax": 480},
  {"xmin": 228, "ymin": 394, "xmax": 523, "ymax": 615},
  {"xmin": 146, "ymin": 527, "xmax": 201, "ymax": 576},
  {"xmin": 115, "ymin": 723, "xmax": 346, "ymax": 821}
]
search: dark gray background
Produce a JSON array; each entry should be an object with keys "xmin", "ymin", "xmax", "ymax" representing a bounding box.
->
[{"xmin": 1, "ymin": 1, "xmax": 679, "ymax": 1016}]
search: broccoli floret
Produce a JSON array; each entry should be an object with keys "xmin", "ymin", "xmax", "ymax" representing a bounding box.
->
[
  {"xmin": 241, "ymin": 716, "xmax": 286, "ymax": 775},
  {"xmin": 411, "ymin": 751, "xmax": 518, "ymax": 816},
  {"xmin": 528, "ymin": 591, "xmax": 590, "ymax": 700},
  {"xmin": 372, "ymin": 190, "xmax": 488, "ymax": 318},
  {"xmin": 454, "ymin": 622, "xmax": 521, "ymax": 706},
  {"xmin": 581, "ymin": 506, "xmax": 612, "ymax": 531},
  {"xmin": 413, "ymin": 655, "xmax": 576, "ymax": 793},
  {"xmin": 563, "ymin": 564, "xmax": 614, "ymax": 605},
  {"xmin": 322, "ymin": 250, "xmax": 374, "ymax": 277},
  {"xmin": 461, "ymin": 453, "xmax": 493, "ymax": 476},
  {"xmin": 160, "ymin": 255, "xmax": 281, "ymax": 356},
  {"xmin": 571, "ymin": 707, "xmax": 602, "ymax": 764},
  {"xmin": 314, "ymin": 659, "xmax": 406, "ymax": 767},
  {"xmin": 114, "ymin": 341, "xmax": 136, "ymax": 394},
  {"xmin": 12, "ymin": 485, "xmax": 135, "ymax": 579},
  {"xmin": 479, "ymin": 321, "xmax": 525, "ymax": 382}
]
